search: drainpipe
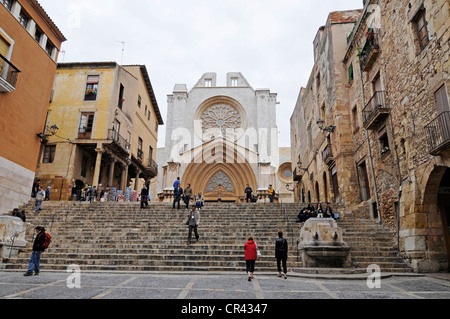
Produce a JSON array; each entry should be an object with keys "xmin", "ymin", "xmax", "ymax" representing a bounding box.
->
[{"xmin": 359, "ymin": 63, "xmax": 381, "ymax": 225}]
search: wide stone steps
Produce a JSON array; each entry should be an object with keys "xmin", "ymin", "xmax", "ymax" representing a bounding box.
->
[{"xmin": 1, "ymin": 201, "xmax": 412, "ymax": 273}]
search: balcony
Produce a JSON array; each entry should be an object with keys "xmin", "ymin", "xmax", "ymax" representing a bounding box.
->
[
  {"xmin": 323, "ymin": 144, "xmax": 335, "ymax": 167},
  {"xmin": 107, "ymin": 129, "xmax": 131, "ymax": 157},
  {"xmin": 425, "ymin": 112, "xmax": 450, "ymax": 156},
  {"xmin": 363, "ymin": 91, "xmax": 390, "ymax": 130},
  {"xmin": 360, "ymin": 30, "xmax": 380, "ymax": 72},
  {"xmin": 146, "ymin": 158, "xmax": 159, "ymax": 177},
  {"xmin": 0, "ymin": 53, "xmax": 20, "ymax": 93}
]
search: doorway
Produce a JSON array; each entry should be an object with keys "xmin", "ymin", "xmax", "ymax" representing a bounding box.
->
[{"xmin": 438, "ymin": 169, "xmax": 450, "ymax": 271}]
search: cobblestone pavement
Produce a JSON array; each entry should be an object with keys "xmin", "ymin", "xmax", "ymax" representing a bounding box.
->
[{"xmin": 1, "ymin": 270, "xmax": 450, "ymax": 301}]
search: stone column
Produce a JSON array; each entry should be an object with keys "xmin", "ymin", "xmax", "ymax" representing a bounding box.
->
[
  {"xmin": 120, "ymin": 164, "xmax": 129, "ymax": 192},
  {"xmin": 108, "ymin": 159, "xmax": 116, "ymax": 187},
  {"xmin": 92, "ymin": 148, "xmax": 103, "ymax": 188}
]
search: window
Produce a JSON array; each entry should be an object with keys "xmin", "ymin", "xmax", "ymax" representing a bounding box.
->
[
  {"xmin": 84, "ymin": 75, "xmax": 99, "ymax": 101},
  {"xmin": 42, "ymin": 145, "xmax": 56, "ymax": 163},
  {"xmin": 149, "ymin": 146, "xmax": 154, "ymax": 161},
  {"xmin": 205, "ymin": 79, "xmax": 212, "ymax": 87},
  {"xmin": 138, "ymin": 138, "xmax": 143, "ymax": 160},
  {"xmin": 316, "ymin": 72, "xmax": 321, "ymax": 90},
  {"xmin": 34, "ymin": 27, "xmax": 43, "ymax": 43},
  {"xmin": 348, "ymin": 63, "xmax": 354, "ymax": 83},
  {"xmin": 1, "ymin": 0, "xmax": 12, "ymax": 11},
  {"xmin": 18, "ymin": 10, "xmax": 29, "ymax": 29},
  {"xmin": 118, "ymin": 83, "xmax": 124, "ymax": 109},
  {"xmin": 413, "ymin": 8, "xmax": 429, "ymax": 51},
  {"xmin": 231, "ymin": 78, "xmax": 238, "ymax": 87},
  {"xmin": 352, "ymin": 106, "xmax": 359, "ymax": 132},
  {"xmin": 112, "ymin": 119, "xmax": 120, "ymax": 141},
  {"xmin": 378, "ymin": 126, "xmax": 390, "ymax": 155},
  {"xmin": 45, "ymin": 40, "xmax": 55, "ymax": 57},
  {"xmin": 435, "ymin": 85, "xmax": 449, "ymax": 114},
  {"xmin": 155, "ymin": 122, "xmax": 158, "ymax": 132},
  {"xmin": 78, "ymin": 112, "xmax": 95, "ymax": 139},
  {"xmin": 358, "ymin": 161, "xmax": 371, "ymax": 201}
]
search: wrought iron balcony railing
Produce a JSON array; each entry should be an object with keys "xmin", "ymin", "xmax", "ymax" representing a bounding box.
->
[
  {"xmin": 0, "ymin": 53, "xmax": 20, "ymax": 92},
  {"xmin": 425, "ymin": 111, "xmax": 450, "ymax": 156},
  {"xmin": 359, "ymin": 30, "xmax": 380, "ymax": 71},
  {"xmin": 107, "ymin": 129, "xmax": 131, "ymax": 155},
  {"xmin": 363, "ymin": 91, "xmax": 390, "ymax": 130},
  {"xmin": 146, "ymin": 158, "xmax": 159, "ymax": 176},
  {"xmin": 323, "ymin": 144, "xmax": 335, "ymax": 166}
]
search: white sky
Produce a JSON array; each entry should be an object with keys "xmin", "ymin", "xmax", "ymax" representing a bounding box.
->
[{"xmin": 37, "ymin": 0, "xmax": 364, "ymax": 148}]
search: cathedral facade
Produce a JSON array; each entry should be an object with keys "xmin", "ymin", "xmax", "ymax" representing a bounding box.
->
[{"xmin": 155, "ymin": 72, "xmax": 293, "ymax": 203}]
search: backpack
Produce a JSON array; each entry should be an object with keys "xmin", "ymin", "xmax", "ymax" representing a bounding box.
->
[{"xmin": 42, "ymin": 233, "xmax": 52, "ymax": 250}]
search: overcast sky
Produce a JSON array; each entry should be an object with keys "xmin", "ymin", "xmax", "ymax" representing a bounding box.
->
[{"xmin": 38, "ymin": 0, "xmax": 363, "ymax": 148}]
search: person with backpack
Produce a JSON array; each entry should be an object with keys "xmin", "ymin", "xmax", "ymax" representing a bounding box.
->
[{"xmin": 24, "ymin": 227, "xmax": 51, "ymax": 276}]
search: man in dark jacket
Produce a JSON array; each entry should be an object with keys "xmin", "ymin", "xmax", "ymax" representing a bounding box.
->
[
  {"xmin": 140, "ymin": 185, "xmax": 149, "ymax": 209},
  {"xmin": 173, "ymin": 185, "xmax": 183, "ymax": 210},
  {"xmin": 24, "ymin": 227, "xmax": 48, "ymax": 276},
  {"xmin": 275, "ymin": 231, "xmax": 288, "ymax": 279}
]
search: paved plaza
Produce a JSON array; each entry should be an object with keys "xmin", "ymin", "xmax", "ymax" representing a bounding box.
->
[{"xmin": 1, "ymin": 270, "xmax": 449, "ymax": 300}]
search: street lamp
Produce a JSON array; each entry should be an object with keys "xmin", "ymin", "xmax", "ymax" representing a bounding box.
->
[
  {"xmin": 317, "ymin": 120, "xmax": 336, "ymax": 133},
  {"xmin": 36, "ymin": 124, "xmax": 59, "ymax": 139}
]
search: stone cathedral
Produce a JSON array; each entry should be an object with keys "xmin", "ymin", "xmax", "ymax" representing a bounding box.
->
[{"xmin": 154, "ymin": 72, "xmax": 293, "ymax": 203}]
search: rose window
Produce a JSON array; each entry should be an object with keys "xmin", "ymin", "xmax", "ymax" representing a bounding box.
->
[{"xmin": 201, "ymin": 104, "xmax": 242, "ymax": 138}]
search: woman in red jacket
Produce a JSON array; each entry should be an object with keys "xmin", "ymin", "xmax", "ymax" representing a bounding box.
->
[{"xmin": 245, "ymin": 236, "xmax": 258, "ymax": 281}]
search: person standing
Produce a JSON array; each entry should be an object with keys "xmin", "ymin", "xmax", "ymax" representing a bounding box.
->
[
  {"xmin": 173, "ymin": 177, "xmax": 181, "ymax": 190},
  {"xmin": 45, "ymin": 186, "xmax": 51, "ymax": 201},
  {"xmin": 140, "ymin": 184, "xmax": 149, "ymax": 209},
  {"xmin": 187, "ymin": 205, "xmax": 200, "ymax": 244},
  {"xmin": 184, "ymin": 184, "xmax": 193, "ymax": 209},
  {"xmin": 31, "ymin": 179, "xmax": 40, "ymax": 198},
  {"xmin": 275, "ymin": 231, "xmax": 288, "ymax": 279},
  {"xmin": 24, "ymin": 227, "xmax": 48, "ymax": 276},
  {"xmin": 33, "ymin": 186, "xmax": 45, "ymax": 212},
  {"xmin": 245, "ymin": 184, "xmax": 253, "ymax": 203},
  {"xmin": 89, "ymin": 186, "xmax": 98, "ymax": 211},
  {"xmin": 244, "ymin": 236, "xmax": 258, "ymax": 281},
  {"xmin": 268, "ymin": 185, "xmax": 275, "ymax": 203},
  {"xmin": 173, "ymin": 184, "xmax": 183, "ymax": 210}
]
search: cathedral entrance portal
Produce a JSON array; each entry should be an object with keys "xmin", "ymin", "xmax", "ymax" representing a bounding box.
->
[{"xmin": 183, "ymin": 163, "xmax": 257, "ymax": 202}]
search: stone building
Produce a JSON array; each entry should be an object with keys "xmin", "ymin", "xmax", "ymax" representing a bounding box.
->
[
  {"xmin": 290, "ymin": 10, "xmax": 362, "ymax": 208},
  {"xmin": 35, "ymin": 62, "xmax": 163, "ymax": 200},
  {"xmin": 0, "ymin": 0, "xmax": 66, "ymax": 214},
  {"xmin": 292, "ymin": 0, "xmax": 450, "ymax": 272},
  {"xmin": 155, "ymin": 72, "xmax": 294, "ymax": 203}
]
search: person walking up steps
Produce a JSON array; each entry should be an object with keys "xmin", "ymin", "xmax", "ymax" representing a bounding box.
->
[
  {"xmin": 275, "ymin": 231, "xmax": 288, "ymax": 279},
  {"xmin": 244, "ymin": 236, "xmax": 258, "ymax": 281}
]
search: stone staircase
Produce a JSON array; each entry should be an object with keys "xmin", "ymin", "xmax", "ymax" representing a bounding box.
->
[{"xmin": 1, "ymin": 201, "xmax": 412, "ymax": 273}]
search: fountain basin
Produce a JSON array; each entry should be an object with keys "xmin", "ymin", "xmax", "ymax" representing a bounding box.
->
[{"xmin": 299, "ymin": 218, "xmax": 352, "ymax": 268}]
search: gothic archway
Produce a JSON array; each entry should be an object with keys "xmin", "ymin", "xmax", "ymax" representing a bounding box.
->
[{"xmin": 181, "ymin": 139, "xmax": 258, "ymax": 202}]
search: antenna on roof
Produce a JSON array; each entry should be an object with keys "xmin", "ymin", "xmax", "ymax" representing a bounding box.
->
[{"xmin": 116, "ymin": 41, "xmax": 125, "ymax": 65}]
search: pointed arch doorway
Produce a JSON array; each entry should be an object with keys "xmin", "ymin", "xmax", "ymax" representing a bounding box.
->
[{"xmin": 183, "ymin": 162, "xmax": 257, "ymax": 202}]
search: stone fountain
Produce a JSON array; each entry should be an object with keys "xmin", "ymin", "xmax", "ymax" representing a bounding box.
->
[{"xmin": 298, "ymin": 218, "xmax": 352, "ymax": 268}]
